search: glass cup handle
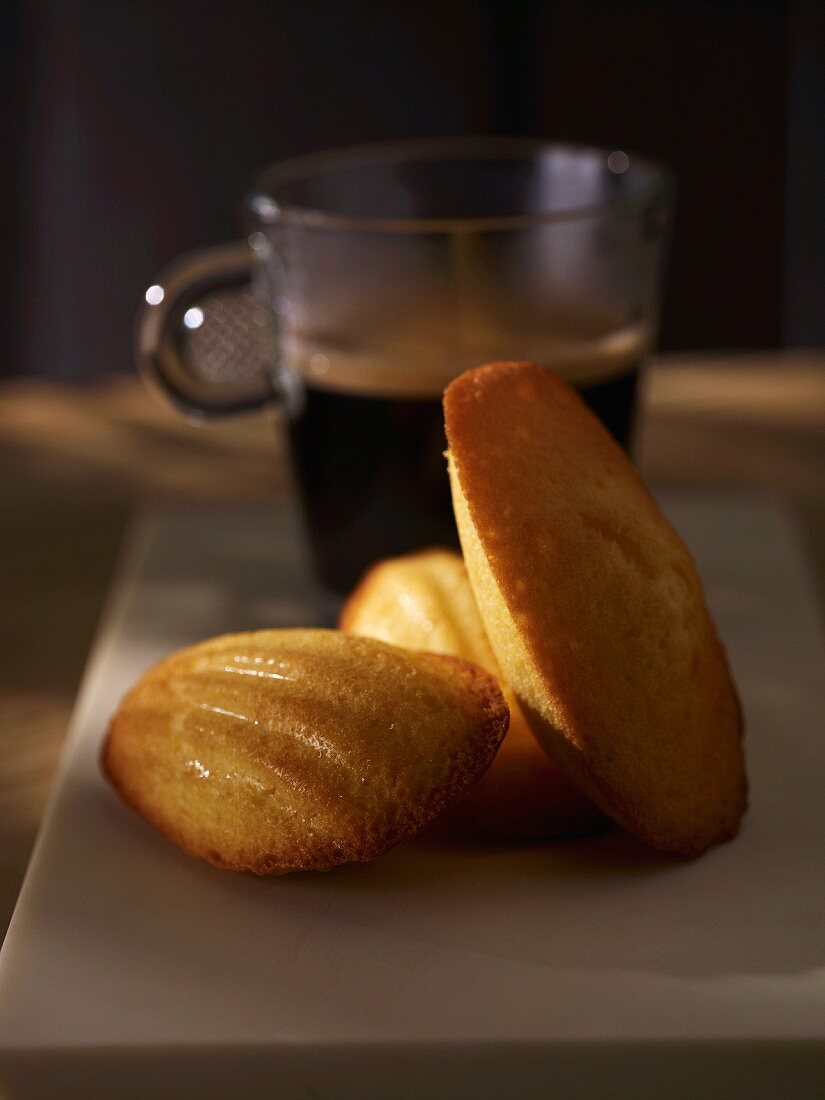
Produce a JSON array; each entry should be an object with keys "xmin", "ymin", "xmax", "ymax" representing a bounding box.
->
[{"xmin": 135, "ymin": 239, "xmax": 280, "ymax": 418}]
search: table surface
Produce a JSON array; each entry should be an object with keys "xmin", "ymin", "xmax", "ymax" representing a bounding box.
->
[{"xmin": 2, "ymin": 351, "xmax": 825, "ymax": 942}]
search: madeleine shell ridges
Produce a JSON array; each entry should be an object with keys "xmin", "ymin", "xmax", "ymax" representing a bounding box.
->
[{"xmin": 102, "ymin": 628, "xmax": 508, "ymax": 873}]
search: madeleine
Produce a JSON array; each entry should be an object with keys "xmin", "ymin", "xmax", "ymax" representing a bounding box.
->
[
  {"xmin": 341, "ymin": 549, "xmax": 603, "ymax": 840},
  {"xmin": 445, "ymin": 361, "xmax": 747, "ymax": 856},
  {"xmin": 103, "ymin": 629, "xmax": 508, "ymax": 873}
]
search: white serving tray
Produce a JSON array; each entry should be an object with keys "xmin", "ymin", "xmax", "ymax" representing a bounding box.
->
[{"xmin": 1, "ymin": 496, "xmax": 825, "ymax": 1099}]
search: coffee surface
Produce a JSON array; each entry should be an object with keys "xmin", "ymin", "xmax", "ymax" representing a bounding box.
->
[
  {"xmin": 279, "ymin": 305, "xmax": 647, "ymax": 590},
  {"xmin": 282, "ymin": 314, "xmax": 649, "ymax": 399}
]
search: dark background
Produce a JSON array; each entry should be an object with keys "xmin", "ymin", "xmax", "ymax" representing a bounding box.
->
[{"xmin": 1, "ymin": 0, "xmax": 823, "ymax": 381}]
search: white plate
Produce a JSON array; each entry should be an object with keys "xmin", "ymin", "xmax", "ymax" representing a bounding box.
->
[{"xmin": 1, "ymin": 496, "xmax": 825, "ymax": 1099}]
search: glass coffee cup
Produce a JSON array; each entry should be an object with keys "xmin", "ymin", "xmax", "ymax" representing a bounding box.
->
[{"xmin": 136, "ymin": 138, "xmax": 673, "ymax": 593}]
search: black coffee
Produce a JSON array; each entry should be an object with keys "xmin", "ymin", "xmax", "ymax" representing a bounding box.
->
[{"xmin": 287, "ymin": 367, "xmax": 639, "ymax": 594}]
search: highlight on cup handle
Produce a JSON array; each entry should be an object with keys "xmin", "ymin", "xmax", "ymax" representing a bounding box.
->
[{"xmin": 135, "ymin": 235, "xmax": 279, "ymax": 419}]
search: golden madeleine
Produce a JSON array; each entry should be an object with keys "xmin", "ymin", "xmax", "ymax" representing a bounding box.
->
[
  {"xmin": 445, "ymin": 362, "xmax": 747, "ymax": 856},
  {"xmin": 102, "ymin": 629, "xmax": 508, "ymax": 874},
  {"xmin": 340, "ymin": 548, "xmax": 604, "ymax": 840}
]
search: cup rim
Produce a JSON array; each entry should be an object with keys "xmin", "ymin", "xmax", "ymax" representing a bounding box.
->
[{"xmin": 247, "ymin": 136, "xmax": 675, "ymax": 234}]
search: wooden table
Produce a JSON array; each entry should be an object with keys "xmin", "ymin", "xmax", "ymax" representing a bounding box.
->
[{"xmin": 2, "ymin": 352, "xmax": 825, "ymax": 941}]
